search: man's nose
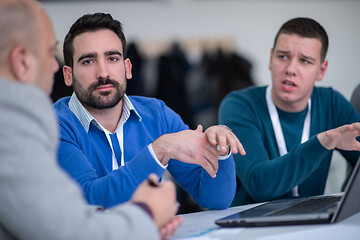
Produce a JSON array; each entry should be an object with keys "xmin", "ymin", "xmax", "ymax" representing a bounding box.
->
[
  {"xmin": 285, "ymin": 59, "xmax": 297, "ymax": 76},
  {"xmin": 96, "ymin": 60, "xmax": 110, "ymax": 79}
]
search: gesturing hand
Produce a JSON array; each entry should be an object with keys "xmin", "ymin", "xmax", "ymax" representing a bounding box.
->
[
  {"xmin": 204, "ymin": 125, "xmax": 246, "ymax": 156},
  {"xmin": 152, "ymin": 125, "xmax": 219, "ymax": 177},
  {"xmin": 152, "ymin": 124, "xmax": 246, "ymax": 178},
  {"xmin": 318, "ymin": 122, "xmax": 360, "ymax": 151}
]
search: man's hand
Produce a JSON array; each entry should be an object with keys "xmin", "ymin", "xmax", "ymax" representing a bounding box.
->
[
  {"xmin": 318, "ymin": 122, "xmax": 360, "ymax": 151},
  {"xmin": 152, "ymin": 125, "xmax": 219, "ymax": 177},
  {"xmin": 159, "ymin": 215, "xmax": 183, "ymax": 240},
  {"xmin": 131, "ymin": 174, "xmax": 179, "ymax": 230},
  {"xmin": 151, "ymin": 125, "xmax": 246, "ymax": 178},
  {"xmin": 204, "ymin": 125, "xmax": 246, "ymax": 156}
]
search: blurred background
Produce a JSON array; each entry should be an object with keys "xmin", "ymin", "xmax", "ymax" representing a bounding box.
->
[{"xmin": 41, "ymin": 0, "xmax": 360, "ymax": 213}]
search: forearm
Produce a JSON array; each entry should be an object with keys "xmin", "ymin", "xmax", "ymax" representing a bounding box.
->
[
  {"xmin": 59, "ymin": 146, "xmax": 165, "ymax": 207},
  {"xmin": 169, "ymin": 156, "xmax": 236, "ymax": 209},
  {"xmin": 238, "ymin": 136, "xmax": 329, "ymax": 202},
  {"xmin": 197, "ymin": 157, "xmax": 236, "ymax": 209}
]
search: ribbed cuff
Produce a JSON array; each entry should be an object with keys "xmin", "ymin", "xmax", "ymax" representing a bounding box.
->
[{"xmin": 133, "ymin": 201, "xmax": 153, "ymax": 219}]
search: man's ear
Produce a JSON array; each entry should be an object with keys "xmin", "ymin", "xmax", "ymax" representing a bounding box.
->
[
  {"xmin": 10, "ymin": 45, "xmax": 35, "ymax": 83},
  {"xmin": 124, "ymin": 58, "xmax": 132, "ymax": 80},
  {"xmin": 268, "ymin": 48, "xmax": 274, "ymax": 71},
  {"xmin": 316, "ymin": 60, "xmax": 328, "ymax": 82},
  {"xmin": 63, "ymin": 65, "xmax": 73, "ymax": 86}
]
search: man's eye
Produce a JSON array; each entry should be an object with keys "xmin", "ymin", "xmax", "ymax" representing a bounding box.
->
[
  {"xmin": 278, "ymin": 55, "xmax": 287, "ymax": 60},
  {"xmin": 82, "ymin": 59, "xmax": 93, "ymax": 65},
  {"xmin": 108, "ymin": 57, "xmax": 119, "ymax": 62}
]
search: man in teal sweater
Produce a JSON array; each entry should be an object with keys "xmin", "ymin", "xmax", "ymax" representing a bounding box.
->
[{"xmin": 219, "ymin": 17, "xmax": 360, "ymax": 206}]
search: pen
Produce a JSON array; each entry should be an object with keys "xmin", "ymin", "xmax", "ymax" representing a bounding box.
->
[{"xmin": 147, "ymin": 178, "xmax": 159, "ymax": 187}]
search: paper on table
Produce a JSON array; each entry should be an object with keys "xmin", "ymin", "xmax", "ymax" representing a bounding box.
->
[{"xmin": 170, "ymin": 207, "xmax": 245, "ymax": 239}]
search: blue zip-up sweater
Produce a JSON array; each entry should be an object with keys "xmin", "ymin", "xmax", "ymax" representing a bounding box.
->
[
  {"xmin": 219, "ymin": 86, "xmax": 360, "ymax": 206},
  {"xmin": 54, "ymin": 96, "xmax": 235, "ymax": 208}
]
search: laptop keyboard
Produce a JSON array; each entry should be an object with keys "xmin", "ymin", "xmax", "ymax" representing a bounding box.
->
[{"xmin": 267, "ymin": 196, "xmax": 342, "ymax": 216}]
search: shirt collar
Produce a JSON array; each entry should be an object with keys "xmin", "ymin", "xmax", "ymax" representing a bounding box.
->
[{"xmin": 69, "ymin": 93, "xmax": 141, "ymax": 133}]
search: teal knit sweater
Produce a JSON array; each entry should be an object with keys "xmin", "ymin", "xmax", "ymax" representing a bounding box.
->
[{"xmin": 219, "ymin": 86, "xmax": 360, "ymax": 206}]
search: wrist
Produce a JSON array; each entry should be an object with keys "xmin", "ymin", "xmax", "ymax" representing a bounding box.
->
[
  {"xmin": 133, "ymin": 201, "xmax": 153, "ymax": 219},
  {"xmin": 152, "ymin": 135, "xmax": 172, "ymax": 165},
  {"xmin": 317, "ymin": 132, "xmax": 334, "ymax": 150}
]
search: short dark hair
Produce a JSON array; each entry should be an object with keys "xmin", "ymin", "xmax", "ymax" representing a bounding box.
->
[
  {"xmin": 273, "ymin": 17, "xmax": 329, "ymax": 62},
  {"xmin": 63, "ymin": 12, "xmax": 126, "ymax": 67}
]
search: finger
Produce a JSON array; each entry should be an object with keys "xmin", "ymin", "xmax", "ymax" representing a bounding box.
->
[
  {"xmin": 204, "ymin": 139, "xmax": 219, "ymax": 156},
  {"xmin": 202, "ymin": 141, "xmax": 219, "ymax": 166},
  {"xmin": 201, "ymin": 147, "xmax": 219, "ymax": 175},
  {"xmin": 206, "ymin": 129, "xmax": 218, "ymax": 146},
  {"xmin": 160, "ymin": 225, "xmax": 171, "ymax": 240},
  {"xmin": 167, "ymin": 216, "xmax": 183, "ymax": 238},
  {"xmin": 168, "ymin": 219, "xmax": 181, "ymax": 237},
  {"xmin": 216, "ymin": 134, "xmax": 229, "ymax": 154},
  {"xmin": 160, "ymin": 217, "xmax": 181, "ymax": 240},
  {"xmin": 196, "ymin": 124, "xmax": 203, "ymax": 132},
  {"xmin": 197, "ymin": 156, "xmax": 217, "ymax": 178},
  {"xmin": 147, "ymin": 173, "xmax": 159, "ymax": 185},
  {"xmin": 223, "ymin": 131, "xmax": 246, "ymax": 155},
  {"xmin": 228, "ymin": 133, "xmax": 246, "ymax": 155},
  {"xmin": 224, "ymin": 134, "xmax": 238, "ymax": 154},
  {"xmin": 235, "ymin": 141, "xmax": 246, "ymax": 155}
]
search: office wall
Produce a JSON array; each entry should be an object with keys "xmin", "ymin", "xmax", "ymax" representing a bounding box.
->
[
  {"xmin": 43, "ymin": 0, "xmax": 360, "ymax": 100},
  {"xmin": 42, "ymin": 0, "xmax": 360, "ymax": 194}
]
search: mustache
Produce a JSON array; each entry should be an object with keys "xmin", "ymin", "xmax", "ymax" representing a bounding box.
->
[{"xmin": 89, "ymin": 78, "xmax": 120, "ymax": 91}]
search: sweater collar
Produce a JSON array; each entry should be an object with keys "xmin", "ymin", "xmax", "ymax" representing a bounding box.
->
[{"xmin": 68, "ymin": 92, "xmax": 141, "ymax": 132}]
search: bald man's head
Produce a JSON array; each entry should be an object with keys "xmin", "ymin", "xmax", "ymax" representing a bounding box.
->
[
  {"xmin": 0, "ymin": 0, "xmax": 41, "ymax": 63},
  {"xmin": 0, "ymin": 0, "xmax": 59, "ymax": 94}
]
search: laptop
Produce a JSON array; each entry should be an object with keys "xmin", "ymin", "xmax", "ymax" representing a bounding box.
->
[{"xmin": 215, "ymin": 158, "xmax": 360, "ymax": 227}]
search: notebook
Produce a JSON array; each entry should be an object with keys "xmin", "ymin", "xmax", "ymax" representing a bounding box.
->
[{"xmin": 215, "ymin": 158, "xmax": 360, "ymax": 227}]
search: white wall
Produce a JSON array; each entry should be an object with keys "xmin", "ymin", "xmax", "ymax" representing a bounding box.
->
[{"xmin": 43, "ymin": 0, "xmax": 360, "ymax": 100}]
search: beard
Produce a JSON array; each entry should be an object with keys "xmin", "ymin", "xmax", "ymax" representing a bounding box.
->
[{"xmin": 72, "ymin": 76, "xmax": 126, "ymax": 109}]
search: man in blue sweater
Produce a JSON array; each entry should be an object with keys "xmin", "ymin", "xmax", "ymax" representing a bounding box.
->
[
  {"xmin": 219, "ymin": 17, "xmax": 360, "ymax": 206},
  {"xmin": 54, "ymin": 13, "xmax": 245, "ymax": 209}
]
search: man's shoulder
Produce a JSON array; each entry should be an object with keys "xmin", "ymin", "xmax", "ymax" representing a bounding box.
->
[
  {"xmin": 222, "ymin": 86, "xmax": 266, "ymax": 106},
  {"xmin": 128, "ymin": 95, "xmax": 163, "ymax": 104},
  {"xmin": 127, "ymin": 95, "xmax": 185, "ymax": 126},
  {"xmin": 0, "ymin": 77, "xmax": 54, "ymax": 121},
  {"xmin": 312, "ymin": 86, "xmax": 346, "ymax": 100},
  {"xmin": 0, "ymin": 77, "xmax": 58, "ymax": 141},
  {"xmin": 128, "ymin": 95, "xmax": 168, "ymax": 112},
  {"xmin": 227, "ymin": 85, "xmax": 265, "ymax": 97},
  {"xmin": 52, "ymin": 96, "xmax": 78, "ymax": 126},
  {"xmin": 53, "ymin": 97, "xmax": 72, "ymax": 115},
  {"xmin": 0, "ymin": 77, "xmax": 51, "ymax": 108}
]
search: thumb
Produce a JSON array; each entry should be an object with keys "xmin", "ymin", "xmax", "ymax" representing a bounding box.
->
[{"xmin": 196, "ymin": 124, "xmax": 203, "ymax": 133}]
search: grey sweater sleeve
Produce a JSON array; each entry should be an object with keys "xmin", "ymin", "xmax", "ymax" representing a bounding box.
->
[{"xmin": 0, "ymin": 78, "xmax": 159, "ymax": 240}]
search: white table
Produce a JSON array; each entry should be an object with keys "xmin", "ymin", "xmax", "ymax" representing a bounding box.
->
[{"xmin": 170, "ymin": 203, "xmax": 360, "ymax": 240}]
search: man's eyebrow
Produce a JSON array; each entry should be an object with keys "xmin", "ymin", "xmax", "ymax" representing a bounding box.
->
[
  {"xmin": 77, "ymin": 53, "xmax": 97, "ymax": 62},
  {"xmin": 275, "ymin": 50, "xmax": 316, "ymax": 62},
  {"xmin": 105, "ymin": 50, "xmax": 122, "ymax": 57},
  {"xmin": 275, "ymin": 50, "xmax": 290, "ymax": 55},
  {"xmin": 300, "ymin": 54, "xmax": 316, "ymax": 62}
]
